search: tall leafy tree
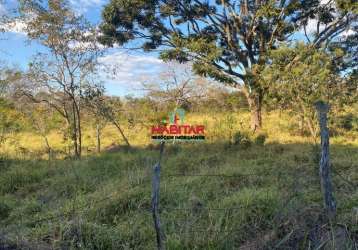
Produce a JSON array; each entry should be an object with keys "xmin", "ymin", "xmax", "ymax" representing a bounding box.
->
[
  {"xmin": 17, "ymin": 0, "xmax": 102, "ymax": 158},
  {"xmin": 262, "ymin": 43, "xmax": 356, "ymax": 137},
  {"xmin": 295, "ymin": 0, "xmax": 357, "ymax": 72},
  {"xmin": 263, "ymin": 0, "xmax": 358, "ymax": 135},
  {"xmin": 99, "ymin": 0, "xmax": 355, "ymax": 131}
]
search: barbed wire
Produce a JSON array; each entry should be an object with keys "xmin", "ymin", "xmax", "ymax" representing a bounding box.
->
[
  {"xmin": 165, "ymin": 173, "xmax": 263, "ymax": 178},
  {"xmin": 3, "ymin": 163, "xmax": 356, "ymax": 245},
  {"xmin": 18, "ymin": 167, "xmax": 352, "ymax": 226}
]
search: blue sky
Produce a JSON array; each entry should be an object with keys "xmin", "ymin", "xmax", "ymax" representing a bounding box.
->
[
  {"xmin": 0, "ymin": 0, "xmax": 170, "ymax": 96},
  {"xmin": 1, "ymin": 0, "xmax": 352, "ymax": 96}
]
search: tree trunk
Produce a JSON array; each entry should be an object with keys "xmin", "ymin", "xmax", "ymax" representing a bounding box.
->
[
  {"xmin": 298, "ymin": 102, "xmax": 317, "ymax": 138},
  {"xmin": 96, "ymin": 123, "xmax": 101, "ymax": 153},
  {"xmin": 297, "ymin": 113, "xmax": 303, "ymax": 135},
  {"xmin": 241, "ymin": 86, "xmax": 263, "ymax": 132},
  {"xmin": 71, "ymin": 99, "xmax": 82, "ymax": 158},
  {"xmin": 72, "ymin": 126, "xmax": 79, "ymax": 158},
  {"xmin": 306, "ymin": 117, "xmax": 317, "ymax": 138},
  {"xmin": 71, "ymin": 101, "xmax": 80, "ymax": 158},
  {"xmin": 112, "ymin": 120, "xmax": 131, "ymax": 147},
  {"xmin": 76, "ymin": 105, "xmax": 82, "ymax": 157},
  {"xmin": 43, "ymin": 136, "xmax": 52, "ymax": 160},
  {"xmin": 247, "ymin": 94, "xmax": 262, "ymax": 132}
]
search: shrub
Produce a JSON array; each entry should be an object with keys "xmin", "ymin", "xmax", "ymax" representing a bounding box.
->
[
  {"xmin": 335, "ymin": 113, "xmax": 358, "ymax": 131},
  {"xmin": 233, "ymin": 131, "xmax": 252, "ymax": 148},
  {"xmin": 254, "ymin": 133, "xmax": 267, "ymax": 145},
  {"xmin": 339, "ymin": 113, "xmax": 353, "ymax": 130}
]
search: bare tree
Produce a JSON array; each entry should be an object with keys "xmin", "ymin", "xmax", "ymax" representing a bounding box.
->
[{"xmin": 142, "ymin": 64, "xmax": 212, "ymax": 110}]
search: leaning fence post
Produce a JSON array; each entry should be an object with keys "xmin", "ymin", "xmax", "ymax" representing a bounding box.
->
[
  {"xmin": 152, "ymin": 141, "xmax": 165, "ymax": 250},
  {"xmin": 314, "ymin": 101, "xmax": 336, "ymax": 219}
]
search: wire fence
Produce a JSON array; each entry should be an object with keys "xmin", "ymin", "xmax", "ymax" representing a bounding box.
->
[
  {"xmin": 8, "ymin": 167, "xmax": 354, "ymax": 226},
  {"xmin": 2, "ymin": 150, "xmax": 357, "ymax": 249}
]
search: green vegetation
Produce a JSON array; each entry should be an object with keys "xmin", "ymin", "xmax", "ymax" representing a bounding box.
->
[
  {"xmin": 100, "ymin": 0, "xmax": 358, "ymax": 131},
  {"xmin": 0, "ymin": 0, "xmax": 357, "ymax": 249},
  {"xmin": 0, "ymin": 111, "xmax": 357, "ymax": 249}
]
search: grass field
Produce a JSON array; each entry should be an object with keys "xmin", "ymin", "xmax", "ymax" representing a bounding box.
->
[{"xmin": 0, "ymin": 111, "xmax": 357, "ymax": 249}]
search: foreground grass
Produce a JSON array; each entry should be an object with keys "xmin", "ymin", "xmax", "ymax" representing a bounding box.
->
[{"xmin": 0, "ymin": 112, "xmax": 357, "ymax": 249}]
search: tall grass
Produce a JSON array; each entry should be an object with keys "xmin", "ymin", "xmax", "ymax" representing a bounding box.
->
[{"xmin": 0, "ymin": 111, "xmax": 357, "ymax": 249}]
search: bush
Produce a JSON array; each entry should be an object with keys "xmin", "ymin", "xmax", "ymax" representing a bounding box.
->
[
  {"xmin": 254, "ymin": 133, "xmax": 267, "ymax": 145},
  {"xmin": 337, "ymin": 114, "xmax": 353, "ymax": 130},
  {"xmin": 335, "ymin": 113, "xmax": 358, "ymax": 131},
  {"xmin": 233, "ymin": 131, "xmax": 252, "ymax": 148}
]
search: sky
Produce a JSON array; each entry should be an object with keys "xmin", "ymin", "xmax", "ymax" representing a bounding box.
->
[
  {"xmin": 0, "ymin": 0, "xmax": 354, "ymax": 96},
  {"xmin": 0, "ymin": 0, "xmax": 171, "ymax": 96}
]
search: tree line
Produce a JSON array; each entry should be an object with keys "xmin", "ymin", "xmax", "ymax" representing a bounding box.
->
[{"xmin": 0, "ymin": 0, "xmax": 357, "ymax": 158}]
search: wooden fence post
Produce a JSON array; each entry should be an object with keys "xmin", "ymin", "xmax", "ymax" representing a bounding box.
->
[
  {"xmin": 314, "ymin": 101, "xmax": 336, "ymax": 219},
  {"xmin": 152, "ymin": 141, "xmax": 165, "ymax": 250}
]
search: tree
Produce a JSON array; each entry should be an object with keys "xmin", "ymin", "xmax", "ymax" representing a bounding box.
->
[
  {"xmin": 262, "ymin": 0, "xmax": 358, "ymax": 136},
  {"xmin": 17, "ymin": 0, "xmax": 102, "ymax": 158},
  {"xmin": 263, "ymin": 42, "xmax": 358, "ymax": 137},
  {"xmin": 0, "ymin": 68, "xmax": 23, "ymax": 146},
  {"xmin": 262, "ymin": 44, "xmax": 343, "ymax": 136},
  {"xmin": 19, "ymin": 102, "xmax": 59, "ymax": 159},
  {"xmin": 293, "ymin": 0, "xmax": 357, "ymax": 74},
  {"xmin": 143, "ymin": 63, "xmax": 210, "ymax": 110},
  {"xmin": 99, "ymin": 0, "xmax": 355, "ymax": 131},
  {"xmin": 0, "ymin": 99, "xmax": 20, "ymax": 146},
  {"xmin": 83, "ymin": 86, "xmax": 131, "ymax": 147}
]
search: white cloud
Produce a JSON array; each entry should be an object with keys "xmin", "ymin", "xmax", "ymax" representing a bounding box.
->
[
  {"xmin": 68, "ymin": 31, "xmax": 106, "ymax": 50},
  {"xmin": 302, "ymin": 19, "xmax": 356, "ymax": 39},
  {"xmin": 0, "ymin": 18, "xmax": 28, "ymax": 35},
  {"xmin": 303, "ymin": 18, "xmax": 324, "ymax": 34},
  {"xmin": 341, "ymin": 29, "xmax": 356, "ymax": 37},
  {"xmin": 98, "ymin": 52, "xmax": 168, "ymax": 92},
  {"xmin": 320, "ymin": 0, "xmax": 330, "ymax": 4},
  {"xmin": 69, "ymin": 0, "xmax": 106, "ymax": 14},
  {"xmin": 0, "ymin": 2, "xmax": 23, "ymax": 34},
  {"xmin": 299, "ymin": 0, "xmax": 336, "ymax": 36}
]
